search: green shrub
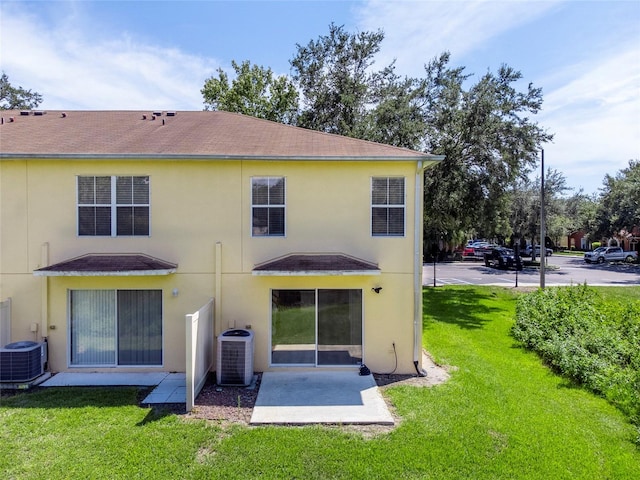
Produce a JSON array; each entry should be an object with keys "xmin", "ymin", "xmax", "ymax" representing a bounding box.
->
[
  {"xmin": 592, "ymin": 242, "xmax": 601, "ymax": 249},
  {"xmin": 512, "ymin": 285, "xmax": 640, "ymax": 427}
]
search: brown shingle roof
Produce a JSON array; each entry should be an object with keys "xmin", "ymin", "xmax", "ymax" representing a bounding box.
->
[
  {"xmin": 33, "ymin": 253, "xmax": 177, "ymax": 276},
  {"xmin": 253, "ymin": 253, "xmax": 380, "ymax": 276},
  {"xmin": 0, "ymin": 110, "xmax": 438, "ymax": 160}
]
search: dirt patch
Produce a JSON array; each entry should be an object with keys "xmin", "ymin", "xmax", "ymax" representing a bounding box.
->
[
  {"xmin": 186, "ymin": 374, "xmax": 262, "ymax": 426},
  {"xmin": 183, "ymin": 351, "xmax": 451, "ymax": 429},
  {"xmin": 374, "ymin": 351, "xmax": 452, "ymax": 389}
]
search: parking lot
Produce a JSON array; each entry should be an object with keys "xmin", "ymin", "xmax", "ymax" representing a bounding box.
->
[{"xmin": 423, "ymin": 254, "xmax": 640, "ymax": 288}]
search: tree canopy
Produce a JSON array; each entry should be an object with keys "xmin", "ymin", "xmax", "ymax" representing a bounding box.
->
[
  {"xmin": 593, "ymin": 159, "xmax": 640, "ymax": 239},
  {"xmin": 0, "ymin": 72, "xmax": 43, "ymax": 110},
  {"xmin": 290, "ymin": 23, "xmax": 389, "ymax": 137},
  {"xmin": 201, "ymin": 60, "xmax": 298, "ymax": 124}
]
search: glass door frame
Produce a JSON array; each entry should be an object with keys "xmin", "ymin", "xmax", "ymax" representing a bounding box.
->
[{"xmin": 269, "ymin": 288, "xmax": 364, "ymax": 368}]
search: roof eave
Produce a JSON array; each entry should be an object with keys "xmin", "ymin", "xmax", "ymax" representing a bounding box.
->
[
  {"xmin": 33, "ymin": 268, "xmax": 177, "ymax": 277},
  {"xmin": 252, "ymin": 270, "xmax": 381, "ymax": 277},
  {"xmin": 1, "ymin": 153, "xmax": 444, "ymax": 162}
]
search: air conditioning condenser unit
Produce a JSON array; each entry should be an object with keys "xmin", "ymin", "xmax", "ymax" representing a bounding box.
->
[
  {"xmin": 0, "ymin": 341, "xmax": 47, "ymax": 382},
  {"xmin": 217, "ymin": 329, "xmax": 254, "ymax": 386}
]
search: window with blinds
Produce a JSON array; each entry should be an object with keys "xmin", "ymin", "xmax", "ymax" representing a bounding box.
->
[
  {"xmin": 77, "ymin": 176, "xmax": 150, "ymax": 236},
  {"xmin": 371, "ymin": 177, "xmax": 405, "ymax": 236},
  {"xmin": 252, "ymin": 177, "xmax": 285, "ymax": 236}
]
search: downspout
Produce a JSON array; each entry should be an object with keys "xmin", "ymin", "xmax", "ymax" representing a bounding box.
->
[
  {"xmin": 413, "ymin": 162, "xmax": 427, "ymax": 376},
  {"xmin": 215, "ymin": 242, "xmax": 222, "ymax": 336},
  {"xmin": 40, "ymin": 242, "xmax": 49, "ymax": 340},
  {"xmin": 40, "ymin": 243, "xmax": 49, "ymax": 370}
]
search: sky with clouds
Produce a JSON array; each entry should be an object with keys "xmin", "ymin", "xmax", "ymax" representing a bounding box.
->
[{"xmin": 1, "ymin": 0, "xmax": 638, "ymax": 195}]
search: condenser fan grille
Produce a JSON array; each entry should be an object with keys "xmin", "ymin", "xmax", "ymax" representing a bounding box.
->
[{"xmin": 219, "ymin": 341, "xmax": 246, "ymax": 384}]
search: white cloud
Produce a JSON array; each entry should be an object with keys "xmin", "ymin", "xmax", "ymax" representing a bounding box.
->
[
  {"xmin": 539, "ymin": 45, "xmax": 640, "ymax": 192},
  {"xmin": 0, "ymin": 4, "xmax": 218, "ymax": 110},
  {"xmin": 355, "ymin": 0, "xmax": 560, "ymax": 75}
]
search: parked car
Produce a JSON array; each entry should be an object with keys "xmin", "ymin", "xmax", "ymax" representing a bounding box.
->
[
  {"xmin": 484, "ymin": 247, "xmax": 523, "ymax": 270},
  {"xmin": 462, "ymin": 242, "xmax": 496, "ymax": 260},
  {"xmin": 523, "ymin": 245, "xmax": 552, "ymax": 257},
  {"xmin": 584, "ymin": 246, "xmax": 638, "ymax": 264},
  {"xmin": 582, "ymin": 246, "xmax": 606, "ymax": 263}
]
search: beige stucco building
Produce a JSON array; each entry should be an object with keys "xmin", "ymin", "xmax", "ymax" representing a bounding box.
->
[{"xmin": 0, "ymin": 110, "xmax": 442, "ymax": 378}]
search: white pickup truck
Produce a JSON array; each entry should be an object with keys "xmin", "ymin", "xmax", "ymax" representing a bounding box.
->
[{"xmin": 584, "ymin": 246, "xmax": 638, "ymax": 264}]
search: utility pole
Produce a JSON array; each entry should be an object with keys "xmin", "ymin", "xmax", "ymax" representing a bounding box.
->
[{"xmin": 540, "ymin": 149, "xmax": 546, "ymax": 289}]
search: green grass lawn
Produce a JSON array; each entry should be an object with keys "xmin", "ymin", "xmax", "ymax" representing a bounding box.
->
[{"xmin": 1, "ymin": 286, "xmax": 638, "ymax": 479}]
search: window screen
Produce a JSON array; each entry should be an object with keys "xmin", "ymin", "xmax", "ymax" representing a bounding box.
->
[
  {"xmin": 77, "ymin": 176, "xmax": 150, "ymax": 236},
  {"xmin": 371, "ymin": 177, "xmax": 405, "ymax": 236},
  {"xmin": 252, "ymin": 177, "xmax": 285, "ymax": 236}
]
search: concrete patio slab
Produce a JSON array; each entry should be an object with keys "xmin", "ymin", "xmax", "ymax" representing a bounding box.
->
[
  {"xmin": 250, "ymin": 370, "xmax": 394, "ymax": 425},
  {"xmin": 40, "ymin": 372, "xmax": 171, "ymax": 387}
]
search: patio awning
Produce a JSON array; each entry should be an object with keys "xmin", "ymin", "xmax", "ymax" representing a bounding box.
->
[
  {"xmin": 33, "ymin": 253, "xmax": 177, "ymax": 276},
  {"xmin": 252, "ymin": 253, "xmax": 380, "ymax": 276}
]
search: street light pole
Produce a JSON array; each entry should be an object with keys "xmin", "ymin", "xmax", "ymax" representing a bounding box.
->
[
  {"xmin": 515, "ymin": 239, "xmax": 519, "ymax": 288},
  {"xmin": 540, "ymin": 149, "xmax": 546, "ymax": 289}
]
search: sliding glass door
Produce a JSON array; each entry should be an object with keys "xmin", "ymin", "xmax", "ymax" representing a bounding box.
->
[
  {"xmin": 317, "ymin": 289, "xmax": 362, "ymax": 366},
  {"xmin": 70, "ymin": 290, "xmax": 162, "ymax": 366},
  {"xmin": 271, "ymin": 289, "xmax": 362, "ymax": 366}
]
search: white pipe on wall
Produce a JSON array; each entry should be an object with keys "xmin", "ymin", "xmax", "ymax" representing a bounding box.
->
[{"xmin": 413, "ymin": 162, "xmax": 424, "ymax": 372}]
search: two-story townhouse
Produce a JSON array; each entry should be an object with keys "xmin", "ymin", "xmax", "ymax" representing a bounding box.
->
[{"xmin": 0, "ymin": 110, "xmax": 442, "ymax": 378}]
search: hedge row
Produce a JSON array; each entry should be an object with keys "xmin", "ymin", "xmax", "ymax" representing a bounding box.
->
[{"xmin": 512, "ymin": 284, "xmax": 640, "ymax": 428}]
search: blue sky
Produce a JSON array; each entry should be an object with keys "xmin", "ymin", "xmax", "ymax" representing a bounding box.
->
[{"xmin": 1, "ymin": 0, "xmax": 638, "ymax": 195}]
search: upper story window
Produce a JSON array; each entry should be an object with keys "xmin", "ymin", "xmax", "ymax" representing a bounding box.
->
[
  {"xmin": 371, "ymin": 177, "xmax": 405, "ymax": 236},
  {"xmin": 77, "ymin": 176, "xmax": 150, "ymax": 236},
  {"xmin": 252, "ymin": 177, "xmax": 285, "ymax": 236}
]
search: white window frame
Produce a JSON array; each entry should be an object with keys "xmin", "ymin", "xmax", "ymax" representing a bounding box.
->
[
  {"xmin": 251, "ymin": 176, "xmax": 286, "ymax": 237},
  {"xmin": 76, "ymin": 175, "xmax": 150, "ymax": 237},
  {"xmin": 371, "ymin": 176, "xmax": 406, "ymax": 237}
]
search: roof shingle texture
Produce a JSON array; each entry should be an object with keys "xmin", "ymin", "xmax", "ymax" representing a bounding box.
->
[
  {"xmin": 253, "ymin": 254, "xmax": 379, "ymax": 273},
  {"xmin": 35, "ymin": 254, "xmax": 177, "ymax": 274},
  {"xmin": 0, "ymin": 110, "xmax": 431, "ymax": 159}
]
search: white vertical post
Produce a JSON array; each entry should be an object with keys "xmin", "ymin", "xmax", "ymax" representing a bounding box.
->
[
  {"xmin": 215, "ymin": 242, "xmax": 222, "ymax": 335},
  {"xmin": 185, "ymin": 311, "xmax": 198, "ymax": 412},
  {"xmin": 0, "ymin": 298, "xmax": 11, "ymax": 346},
  {"xmin": 41, "ymin": 242, "xmax": 49, "ymax": 338},
  {"xmin": 413, "ymin": 161, "xmax": 425, "ymax": 374}
]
